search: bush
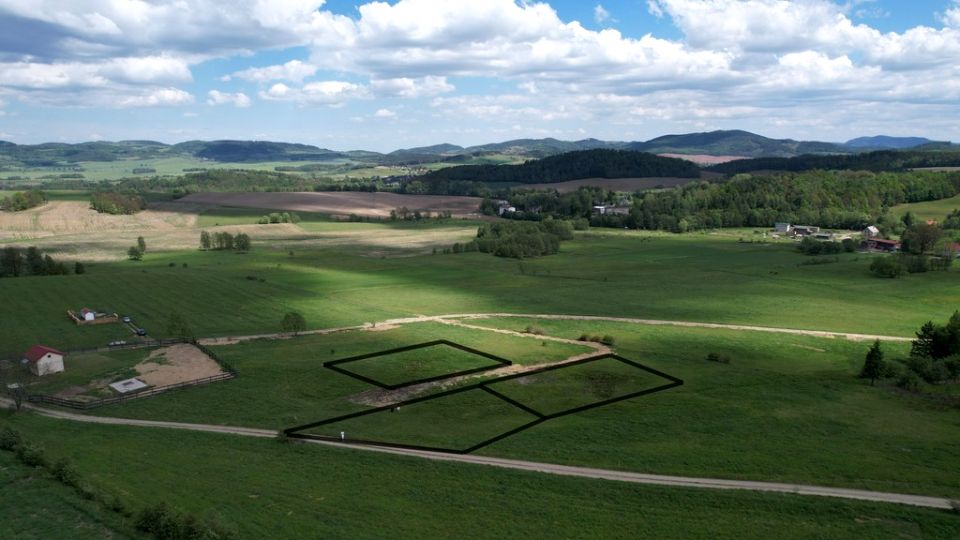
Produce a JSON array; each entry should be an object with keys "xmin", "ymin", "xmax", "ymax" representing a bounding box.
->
[
  {"xmin": 600, "ymin": 335, "xmax": 616, "ymax": 346},
  {"xmin": 578, "ymin": 333, "xmax": 590, "ymax": 341},
  {"xmin": 524, "ymin": 325, "xmax": 546, "ymax": 335},
  {"xmin": 51, "ymin": 459, "xmax": 82, "ymax": 489},
  {"xmin": 0, "ymin": 426, "xmax": 21, "ymax": 451},
  {"xmin": 90, "ymin": 192, "xmax": 145, "ymax": 215},
  {"xmin": 870, "ymin": 255, "xmax": 904, "ymax": 278},
  {"xmin": 136, "ymin": 503, "xmax": 236, "ymax": 540},
  {"xmin": 706, "ymin": 352, "xmax": 731, "ymax": 364},
  {"xmin": 14, "ymin": 442, "xmax": 47, "ymax": 468},
  {"xmin": 882, "ymin": 360, "xmax": 905, "ymax": 380},
  {"xmin": 896, "ymin": 370, "xmax": 922, "ymax": 392}
]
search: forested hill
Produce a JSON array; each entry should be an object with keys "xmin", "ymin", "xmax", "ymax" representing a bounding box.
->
[
  {"xmin": 626, "ymin": 130, "xmax": 841, "ymax": 157},
  {"xmin": 706, "ymin": 149, "xmax": 960, "ymax": 175},
  {"xmin": 418, "ymin": 149, "xmax": 701, "ymax": 185}
]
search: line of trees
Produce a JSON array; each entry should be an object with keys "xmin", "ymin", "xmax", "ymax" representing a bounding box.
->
[
  {"xmin": 870, "ymin": 223, "xmax": 955, "ymax": 277},
  {"xmin": 447, "ymin": 219, "xmax": 575, "ymax": 259},
  {"xmin": 0, "ymin": 189, "xmax": 47, "ymax": 211},
  {"xmin": 90, "ymin": 192, "xmax": 146, "ymax": 214},
  {"xmin": 860, "ymin": 313, "xmax": 960, "ymax": 390},
  {"xmin": 484, "ymin": 170, "xmax": 960, "ymax": 232},
  {"xmin": 707, "ymin": 149, "xmax": 960, "ymax": 175},
  {"xmin": 257, "ymin": 212, "xmax": 300, "ymax": 224},
  {"xmin": 199, "ymin": 231, "xmax": 251, "ymax": 251},
  {"xmin": 1, "ymin": 246, "xmax": 70, "ymax": 277}
]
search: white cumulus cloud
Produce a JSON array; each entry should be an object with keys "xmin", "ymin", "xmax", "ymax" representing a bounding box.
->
[
  {"xmin": 207, "ymin": 90, "xmax": 252, "ymax": 107},
  {"xmin": 229, "ymin": 60, "xmax": 318, "ymax": 83}
]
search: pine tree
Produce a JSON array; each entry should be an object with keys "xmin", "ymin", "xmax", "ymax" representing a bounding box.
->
[{"xmin": 860, "ymin": 340, "xmax": 884, "ymax": 385}]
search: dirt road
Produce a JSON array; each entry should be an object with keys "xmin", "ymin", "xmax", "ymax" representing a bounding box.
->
[{"xmin": 1, "ymin": 397, "xmax": 951, "ymax": 510}]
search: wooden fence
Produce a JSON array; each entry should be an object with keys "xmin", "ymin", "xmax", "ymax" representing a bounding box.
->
[{"xmin": 21, "ymin": 338, "xmax": 237, "ymax": 410}]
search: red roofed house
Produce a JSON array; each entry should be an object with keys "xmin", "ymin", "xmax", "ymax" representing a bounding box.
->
[{"xmin": 24, "ymin": 345, "xmax": 65, "ymax": 376}]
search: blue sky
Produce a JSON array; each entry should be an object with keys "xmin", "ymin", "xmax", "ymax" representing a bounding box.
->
[{"xmin": 1, "ymin": 0, "xmax": 959, "ymax": 151}]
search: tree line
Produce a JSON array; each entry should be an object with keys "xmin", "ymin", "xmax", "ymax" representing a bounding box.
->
[
  {"xmin": 484, "ymin": 170, "xmax": 960, "ymax": 232},
  {"xmin": 859, "ymin": 313, "xmax": 960, "ymax": 390},
  {"xmin": 199, "ymin": 231, "xmax": 251, "ymax": 251},
  {"xmin": 90, "ymin": 192, "xmax": 146, "ymax": 214},
  {"xmin": 0, "ymin": 189, "xmax": 47, "ymax": 211},
  {"xmin": 414, "ymin": 149, "xmax": 700, "ymax": 191},
  {"xmin": 440, "ymin": 219, "xmax": 575, "ymax": 259},
  {"xmin": 1, "ymin": 246, "xmax": 77, "ymax": 277},
  {"xmin": 707, "ymin": 149, "xmax": 960, "ymax": 175}
]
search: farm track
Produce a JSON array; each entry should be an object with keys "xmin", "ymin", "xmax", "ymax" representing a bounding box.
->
[
  {"xmin": 198, "ymin": 312, "xmax": 914, "ymax": 345},
  {"xmin": 1, "ymin": 397, "xmax": 953, "ymax": 510}
]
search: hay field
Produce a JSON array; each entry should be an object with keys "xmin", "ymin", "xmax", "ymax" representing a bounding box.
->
[{"xmin": 177, "ymin": 191, "xmax": 482, "ymax": 217}]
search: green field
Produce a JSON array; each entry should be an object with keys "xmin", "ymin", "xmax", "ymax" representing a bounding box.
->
[
  {"xmin": 24, "ymin": 348, "xmax": 148, "ymax": 398},
  {"xmin": 0, "ymin": 449, "xmax": 141, "ymax": 539},
  {"xmin": 3, "ymin": 414, "xmax": 958, "ymax": 540},
  {"xmin": 1, "ymin": 230, "xmax": 957, "ymax": 359},
  {"xmin": 338, "ymin": 342, "xmax": 508, "ymax": 387},
  {"xmin": 892, "ymin": 194, "xmax": 960, "ymax": 222}
]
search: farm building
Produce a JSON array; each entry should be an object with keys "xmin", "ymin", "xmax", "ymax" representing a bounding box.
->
[
  {"xmin": 80, "ymin": 308, "xmax": 96, "ymax": 321},
  {"xmin": 792, "ymin": 225, "xmax": 820, "ymax": 236},
  {"xmin": 593, "ymin": 205, "xmax": 631, "ymax": 216},
  {"xmin": 862, "ymin": 225, "xmax": 880, "ymax": 238},
  {"xmin": 24, "ymin": 345, "xmax": 65, "ymax": 376},
  {"xmin": 774, "ymin": 222, "xmax": 792, "ymax": 234},
  {"xmin": 866, "ymin": 238, "xmax": 900, "ymax": 252}
]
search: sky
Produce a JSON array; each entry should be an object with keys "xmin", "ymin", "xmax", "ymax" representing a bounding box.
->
[{"xmin": 0, "ymin": 0, "xmax": 959, "ymax": 152}]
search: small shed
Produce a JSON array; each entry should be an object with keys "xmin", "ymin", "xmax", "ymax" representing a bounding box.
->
[
  {"xmin": 80, "ymin": 308, "xmax": 96, "ymax": 321},
  {"xmin": 862, "ymin": 225, "xmax": 880, "ymax": 238},
  {"xmin": 774, "ymin": 222, "xmax": 792, "ymax": 234},
  {"xmin": 24, "ymin": 345, "xmax": 65, "ymax": 376}
]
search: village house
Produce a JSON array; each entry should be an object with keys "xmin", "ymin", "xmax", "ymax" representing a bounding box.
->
[
  {"xmin": 80, "ymin": 307, "xmax": 96, "ymax": 321},
  {"xmin": 592, "ymin": 204, "xmax": 631, "ymax": 216},
  {"xmin": 792, "ymin": 225, "xmax": 820, "ymax": 236},
  {"xmin": 774, "ymin": 222, "xmax": 792, "ymax": 234},
  {"xmin": 862, "ymin": 225, "xmax": 880, "ymax": 239},
  {"xmin": 24, "ymin": 345, "xmax": 65, "ymax": 376}
]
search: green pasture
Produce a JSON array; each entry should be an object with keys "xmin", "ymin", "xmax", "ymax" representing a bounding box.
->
[
  {"xmin": 0, "ymin": 450, "xmax": 141, "ymax": 539},
  {"xmin": 458, "ymin": 317, "xmax": 960, "ymax": 498},
  {"xmin": 340, "ymin": 342, "xmax": 507, "ymax": 387},
  {"xmin": 303, "ymin": 388, "xmax": 537, "ymax": 449},
  {"xmin": 1, "ymin": 230, "xmax": 956, "ymax": 359},
  {"xmin": 3, "ymin": 414, "xmax": 958, "ymax": 540},
  {"xmin": 485, "ymin": 356, "xmax": 672, "ymax": 416},
  {"xmin": 78, "ymin": 323, "xmax": 588, "ymax": 428},
  {"xmin": 892, "ymin": 194, "xmax": 960, "ymax": 222}
]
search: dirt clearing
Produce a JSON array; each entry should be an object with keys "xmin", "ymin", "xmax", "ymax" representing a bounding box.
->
[
  {"xmin": 176, "ymin": 191, "xmax": 482, "ymax": 218},
  {"xmin": 135, "ymin": 344, "xmax": 225, "ymax": 387}
]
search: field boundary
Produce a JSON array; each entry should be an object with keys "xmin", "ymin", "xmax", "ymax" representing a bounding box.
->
[
  {"xmin": 285, "ymin": 352, "xmax": 683, "ymax": 454},
  {"xmin": 323, "ymin": 339, "xmax": 512, "ymax": 390}
]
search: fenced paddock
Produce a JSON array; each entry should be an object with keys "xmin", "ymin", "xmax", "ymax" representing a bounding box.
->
[{"xmin": 16, "ymin": 339, "xmax": 236, "ymax": 410}]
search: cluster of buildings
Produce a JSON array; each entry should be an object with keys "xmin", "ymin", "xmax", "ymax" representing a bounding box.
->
[{"xmin": 773, "ymin": 222, "xmax": 902, "ymax": 252}]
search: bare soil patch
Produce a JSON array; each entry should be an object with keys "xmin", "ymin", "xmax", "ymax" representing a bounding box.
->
[
  {"xmin": 176, "ymin": 191, "xmax": 482, "ymax": 218},
  {"xmin": 135, "ymin": 344, "xmax": 224, "ymax": 387}
]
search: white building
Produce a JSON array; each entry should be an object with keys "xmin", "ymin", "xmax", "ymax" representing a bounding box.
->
[
  {"xmin": 24, "ymin": 345, "xmax": 65, "ymax": 376},
  {"xmin": 80, "ymin": 308, "xmax": 96, "ymax": 321},
  {"xmin": 862, "ymin": 225, "xmax": 880, "ymax": 238}
]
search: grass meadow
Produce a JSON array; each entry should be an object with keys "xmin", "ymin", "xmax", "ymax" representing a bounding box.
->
[
  {"xmin": 3, "ymin": 413, "xmax": 959, "ymax": 540},
  {"xmin": 1, "ymin": 229, "xmax": 957, "ymax": 359},
  {"xmin": 893, "ymin": 194, "xmax": 960, "ymax": 222}
]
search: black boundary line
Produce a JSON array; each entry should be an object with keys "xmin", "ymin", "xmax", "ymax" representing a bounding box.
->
[
  {"xmin": 480, "ymin": 385, "xmax": 546, "ymax": 418},
  {"xmin": 286, "ymin": 351, "xmax": 684, "ymax": 454},
  {"xmin": 323, "ymin": 339, "xmax": 512, "ymax": 390}
]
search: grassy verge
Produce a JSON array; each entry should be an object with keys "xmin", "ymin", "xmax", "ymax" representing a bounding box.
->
[{"xmin": 3, "ymin": 412, "xmax": 958, "ymax": 539}]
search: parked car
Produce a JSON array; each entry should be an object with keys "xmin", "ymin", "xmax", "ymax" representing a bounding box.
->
[
  {"xmin": 122, "ymin": 316, "xmax": 132, "ymax": 323},
  {"xmin": 136, "ymin": 328, "xmax": 147, "ymax": 336}
]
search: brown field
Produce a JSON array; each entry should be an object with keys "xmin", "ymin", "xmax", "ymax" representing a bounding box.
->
[
  {"xmin": 658, "ymin": 153, "xmax": 749, "ymax": 165},
  {"xmin": 521, "ymin": 176, "xmax": 706, "ymax": 193},
  {"xmin": 177, "ymin": 191, "xmax": 482, "ymax": 217}
]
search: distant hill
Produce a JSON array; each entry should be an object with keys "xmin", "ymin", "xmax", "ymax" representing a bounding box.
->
[
  {"xmin": 389, "ymin": 143, "xmax": 464, "ymax": 156},
  {"xmin": 418, "ymin": 149, "xmax": 700, "ymax": 187},
  {"xmin": 706, "ymin": 149, "xmax": 960, "ymax": 175},
  {"xmin": 627, "ymin": 130, "xmax": 842, "ymax": 158},
  {"xmin": 463, "ymin": 138, "xmax": 622, "ymax": 158},
  {"xmin": 174, "ymin": 140, "xmax": 347, "ymax": 162},
  {"xmin": 844, "ymin": 136, "xmax": 935, "ymax": 150}
]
